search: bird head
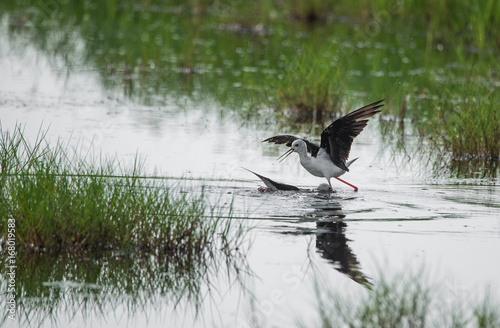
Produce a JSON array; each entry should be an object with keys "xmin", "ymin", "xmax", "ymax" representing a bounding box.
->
[{"xmin": 277, "ymin": 139, "xmax": 306, "ymax": 162}]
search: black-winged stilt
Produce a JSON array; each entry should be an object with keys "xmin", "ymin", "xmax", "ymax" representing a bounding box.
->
[
  {"xmin": 263, "ymin": 100, "xmax": 383, "ymax": 191},
  {"xmin": 243, "ymin": 168, "xmax": 299, "ymax": 191}
]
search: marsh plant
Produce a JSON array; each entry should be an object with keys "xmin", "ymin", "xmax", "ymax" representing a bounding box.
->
[
  {"xmin": 0, "ymin": 124, "xmax": 249, "ymax": 326},
  {"xmin": 416, "ymin": 81, "xmax": 499, "ymax": 161},
  {"xmin": 395, "ymin": 73, "xmax": 500, "ymax": 178},
  {"xmin": 0, "ymin": 124, "xmax": 242, "ymax": 254}
]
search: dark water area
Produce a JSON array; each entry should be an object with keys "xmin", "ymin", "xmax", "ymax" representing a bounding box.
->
[{"xmin": 1, "ymin": 2, "xmax": 499, "ymax": 327}]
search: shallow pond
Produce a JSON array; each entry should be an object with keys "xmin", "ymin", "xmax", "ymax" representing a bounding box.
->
[{"xmin": 1, "ymin": 7, "xmax": 499, "ymax": 328}]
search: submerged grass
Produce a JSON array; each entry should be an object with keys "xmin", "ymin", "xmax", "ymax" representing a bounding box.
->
[
  {"xmin": 306, "ymin": 270, "xmax": 500, "ymax": 328},
  {"xmin": 0, "ymin": 124, "xmax": 235, "ymax": 253}
]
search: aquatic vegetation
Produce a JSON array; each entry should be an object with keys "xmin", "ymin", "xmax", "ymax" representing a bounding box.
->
[
  {"xmin": 0, "ymin": 125, "xmax": 239, "ymax": 253},
  {"xmin": 417, "ymin": 81, "xmax": 499, "ymax": 162},
  {"xmin": 397, "ymin": 71, "xmax": 500, "ymax": 176},
  {"xmin": 2, "ymin": 0, "xmax": 499, "ymax": 176},
  {"xmin": 0, "ymin": 124, "xmax": 249, "ymax": 326},
  {"xmin": 305, "ymin": 270, "xmax": 500, "ymax": 328}
]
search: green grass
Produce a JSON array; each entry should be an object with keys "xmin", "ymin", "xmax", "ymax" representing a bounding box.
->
[
  {"xmin": 388, "ymin": 67, "xmax": 500, "ymax": 176},
  {"xmin": 416, "ymin": 81, "xmax": 499, "ymax": 161},
  {"xmin": 306, "ymin": 270, "xmax": 500, "ymax": 328},
  {"xmin": 0, "ymin": 124, "xmax": 237, "ymax": 253}
]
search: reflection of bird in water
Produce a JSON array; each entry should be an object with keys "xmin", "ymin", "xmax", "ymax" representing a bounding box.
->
[
  {"xmin": 270, "ymin": 194, "xmax": 371, "ymax": 287},
  {"xmin": 263, "ymin": 100, "xmax": 383, "ymax": 191},
  {"xmin": 248, "ymin": 169, "xmax": 371, "ymax": 286},
  {"xmin": 316, "ymin": 219, "xmax": 371, "ymax": 288}
]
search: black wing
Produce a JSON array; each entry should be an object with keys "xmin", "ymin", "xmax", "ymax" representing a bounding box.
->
[
  {"xmin": 320, "ymin": 100, "xmax": 384, "ymax": 171},
  {"xmin": 263, "ymin": 135, "xmax": 321, "ymax": 157}
]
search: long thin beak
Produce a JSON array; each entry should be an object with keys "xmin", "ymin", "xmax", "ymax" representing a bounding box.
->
[{"xmin": 277, "ymin": 148, "xmax": 294, "ymax": 162}]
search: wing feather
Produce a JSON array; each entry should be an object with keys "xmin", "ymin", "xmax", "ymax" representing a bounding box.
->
[
  {"xmin": 320, "ymin": 100, "xmax": 383, "ymax": 171},
  {"xmin": 263, "ymin": 135, "xmax": 321, "ymax": 157}
]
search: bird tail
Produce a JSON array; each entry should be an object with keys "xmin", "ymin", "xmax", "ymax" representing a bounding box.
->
[{"xmin": 346, "ymin": 157, "xmax": 358, "ymax": 168}]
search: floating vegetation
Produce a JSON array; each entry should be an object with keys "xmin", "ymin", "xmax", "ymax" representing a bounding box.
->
[{"xmin": 0, "ymin": 124, "xmax": 242, "ymax": 254}]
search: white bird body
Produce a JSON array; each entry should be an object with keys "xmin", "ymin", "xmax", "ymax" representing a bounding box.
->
[
  {"xmin": 294, "ymin": 141, "xmax": 345, "ymax": 178},
  {"xmin": 264, "ymin": 100, "xmax": 383, "ymax": 191},
  {"xmin": 291, "ymin": 139, "xmax": 357, "ymax": 189}
]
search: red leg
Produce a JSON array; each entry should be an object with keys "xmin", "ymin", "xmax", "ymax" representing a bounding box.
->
[
  {"xmin": 334, "ymin": 177, "xmax": 358, "ymax": 192},
  {"xmin": 328, "ymin": 180, "xmax": 333, "ymax": 191}
]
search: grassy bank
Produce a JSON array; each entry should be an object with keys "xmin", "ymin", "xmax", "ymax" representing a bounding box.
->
[{"xmin": 0, "ymin": 125, "xmax": 237, "ymax": 253}]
